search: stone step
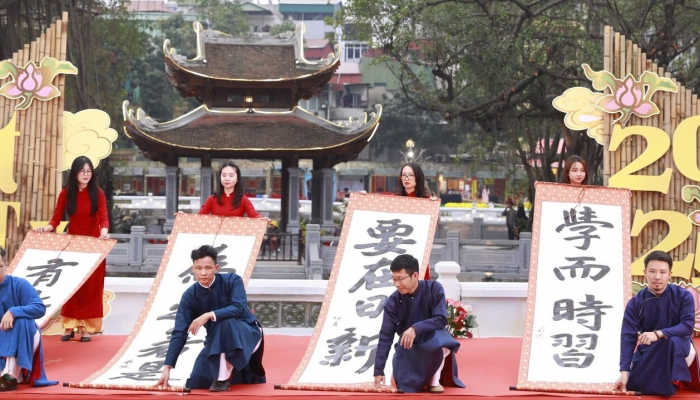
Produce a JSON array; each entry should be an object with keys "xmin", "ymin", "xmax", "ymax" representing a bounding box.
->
[{"xmin": 251, "ymin": 272, "xmax": 307, "ymax": 279}]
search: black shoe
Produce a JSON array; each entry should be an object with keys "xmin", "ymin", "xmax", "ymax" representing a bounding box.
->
[
  {"xmin": 60, "ymin": 331, "xmax": 75, "ymax": 341},
  {"xmin": 209, "ymin": 379, "xmax": 231, "ymax": 392},
  {"xmin": 0, "ymin": 375, "xmax": 17, "ymax": 392}
]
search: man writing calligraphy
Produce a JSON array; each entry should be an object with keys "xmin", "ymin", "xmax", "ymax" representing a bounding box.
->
[
  {"xmin": 614, "ymin": 250, "xmax": 700, "ymax": 396},
  {"xmin": 155, "ymin": 245, "xmax": 265, "ymax": 391},
  {"xmin": 0, "ymin": 246, "xmax": 57, "ymax": 391},
  {"xmin": 374, "ymin": 254, "xmax": 464, "ymax": 393}
]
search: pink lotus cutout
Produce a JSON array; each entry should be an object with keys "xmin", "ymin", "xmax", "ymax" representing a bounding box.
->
[
  {"xmin": 0, "ymin": 57, "xmax": 77, "ymax": 110},
  {"xmin": 581, "ymin": 63, "xmax": 678, "ymax": 126}
]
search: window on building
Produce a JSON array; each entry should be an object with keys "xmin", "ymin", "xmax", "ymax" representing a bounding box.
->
[{"xmin": 345, "ymin": 43, "xmax": 368, "ymax": 60}]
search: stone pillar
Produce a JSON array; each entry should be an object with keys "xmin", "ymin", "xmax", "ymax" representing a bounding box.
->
[
  {"xmin": 518, "ymin": 232, "xmax": 532, "ymax": 275},
  {"xmin": 287, "ymin": 167, "xmax": 301, "ymax": 234},
  {"xmin": 446, "ymin": 231, "xmax": 460, "ymax": 263},
  {"xmin": 319, "ymin": 168, "xmax": 335, "ymax": 233},
  {"xmin": 164, "ymin": 166, "xmax": 180, "ymax": 233},
  {"xmin": 129, "ymin": 225, "xmax": 145, "ymax": 266},
  {"xmin": 435, "ymin": 261, "xmax": 461, "ymax": 300},
  {"xmin": 200, "ymin": 167, "xmax": 213, "ymax": 206},
  {"xmin": 471, "ymin": 217, "xmax": 484, "ymax": 240},
  {"xmin": 305, "ymin": 223, "xmax": 323, "ymax": 279}
]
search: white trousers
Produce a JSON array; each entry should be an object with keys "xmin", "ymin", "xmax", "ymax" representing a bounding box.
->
[
  {"xmin": 687, "ymin": 343, "xmax": 697, "ymax": 367},
  {"xmin": 217, "ymin": 332, "xmax": 262, "ymax": 381},
  {"xmin": 429, "ymin": 348, "xmax": 451, "ymax": 386},
  {"xmin": 2, "ymin": 329, "xmax": 40, "ymax": 383}
]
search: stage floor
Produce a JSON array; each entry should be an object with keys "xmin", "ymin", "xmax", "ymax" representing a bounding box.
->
[{"xmin": 11, "ymin": 335, "xmax": 699, "ymax": 399}]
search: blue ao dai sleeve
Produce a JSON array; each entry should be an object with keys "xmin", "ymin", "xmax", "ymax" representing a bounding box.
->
[
  {"xmin": 374, "ymin": 296, "xmax": 399, "ymax": 377},
  {"xmin": 164, "ymin": 292, "xmax": 195, "ymax": 368},
  {"xmin": 9, "ymin": 278, "xmax": 46, "ymax": 320},
  {"xmin": 411, "ymin": 283, "xmax": 448, "ymax": 336},
  {"xmin": 660, "ymin": 290, "xmax": 695, "ymax": 339},
  {"xmin": 619, "ymin": 300, "xmax": 641, "ymax": 372},
  {"xmin": 212, "ymin": 276, "xmax": 248, "ymax": 320}
]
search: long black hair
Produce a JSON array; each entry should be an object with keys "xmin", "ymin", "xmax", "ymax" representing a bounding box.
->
[
  {"xmin": 397, "ymin": 162, "xmax": 430, "ymax": 198},
  {"xmin": 67, "ymin": 156, "xmax": 99, "ymax": 216},
  {"xmin": 215, "ymin": 160, "xmax": 244, "ymax": 209}
]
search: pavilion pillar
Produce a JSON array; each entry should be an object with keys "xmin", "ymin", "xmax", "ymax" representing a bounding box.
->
[
  {"xmin": 200, "ymin": 154, "xmax": 213, "ymax": 207},
  {"xmin": 164, "ymin": 164, "xmax": 180, "ymax": 234},
  {"xmin": 311, "ymin": 164, "xmax": 335, "ymax": 234},
  {"xmin": 287, "ymin": 167, "xmax": 301, "ymax": 234}
]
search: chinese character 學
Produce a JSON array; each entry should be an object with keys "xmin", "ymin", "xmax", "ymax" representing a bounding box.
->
[
  {"xmin": 555, "ymin": 206, "xmax": 614, "ymax": 250},
  {"xmin": 319, "ymin": 328, "xmax": 379, "ymax": 374},
  {"xmin": 553, "ymin": 257, "xmax": 610, "ymax": 281},
  {"xmin": 553, "ymin": 295, "xmax": 612, "ymax": 331},
  {"xmin": 354, "ymin": 219, "xmax": 417, "ymax": 256}
]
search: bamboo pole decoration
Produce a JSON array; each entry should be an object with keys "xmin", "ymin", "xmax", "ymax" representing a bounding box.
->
[
  {"xmin": 603, "ymin": 26, "xmax": 612, "ymax": 186},
  {"xmin": 0, "ymin": 14, "xmax": 71, "ymax": 257}
]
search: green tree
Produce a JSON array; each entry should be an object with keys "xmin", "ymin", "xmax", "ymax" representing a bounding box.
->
[
  {"xmin": 339, "ymin": 0, "xmax": 700, "ymax": 206},
  {"xmin": 194, "ymin": 0, "xmax": 249, "ymax": 35},
  {"xmin": 269, "ymin": 19, "xmax": 296, "ymax": 36}
]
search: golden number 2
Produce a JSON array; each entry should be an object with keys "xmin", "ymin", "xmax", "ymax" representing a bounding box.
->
[
  {"xmin": 608, "ymin": 125, "xmax": 673, "ymax": 193},
  {"xmin": 630, "ymin": 209, "xmax": 693, "ymax": 278}
]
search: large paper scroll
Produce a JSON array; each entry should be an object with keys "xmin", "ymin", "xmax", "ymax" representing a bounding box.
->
[
  {"xmin": 515, "ymin": 182, "xmax": 632, "ymax": 394},
  {"xmin": 69, "ymin": 213, "xmax": 267, "ymax": 391},
  {"xmin": 279, "ymin": 193, "xmax": 440, "ymax": 392},
  {"xmin": 8, "ymin": 231, "xmax": 116, "ymax": 328}
]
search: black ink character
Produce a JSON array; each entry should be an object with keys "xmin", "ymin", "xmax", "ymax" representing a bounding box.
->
[
  {"xmin": 553, "ymin": 257, "xmax": 610, "ymax": 281},
  {"xmin": 555, "ymin": 206, "xmax": 614, "ymax": 250},
  {"xmin": 354, "ymin": 219, "xmax": 417, "ymax": 256},
  {"xmin": 553, "ymin": 295, "xmax": 613, "ymax": 331},
  {"xmin": 26, "ymin": 258, "xmax": 78, "ymax": 288},
  {"xmin": 348, "ymin": 258, "xmax": 393, "ymax": 293}
]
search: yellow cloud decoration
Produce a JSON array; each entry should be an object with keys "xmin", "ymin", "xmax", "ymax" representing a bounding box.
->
[
  {"xmin": 552, "ymin": 87, "xmax": 604, "ymax": 145},
  {"xmin": 63, "ymin": 110, "xmax": 118, "ymax": 170}
]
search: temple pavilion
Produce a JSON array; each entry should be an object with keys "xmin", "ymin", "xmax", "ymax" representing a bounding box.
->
[{"xmin": 122, "ymin": 22, "xmax": 382, "ymax": 233}]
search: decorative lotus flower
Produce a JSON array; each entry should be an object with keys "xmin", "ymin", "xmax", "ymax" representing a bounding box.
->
[
  {"xmin": 581, "ymin": 64, "xmax": 678, "ymax": 126},
  {"xmin": 0, "ymin": 57, "xmax": 78, "ymax": 110},
  {"xmin": 681, "ymin": 185, "xmax": 700, "ymax": 226}
]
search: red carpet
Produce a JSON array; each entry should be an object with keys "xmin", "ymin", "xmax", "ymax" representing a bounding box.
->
[{"xmin": 10, "ymin": 335, "xmax": 700, "ymax": 399}]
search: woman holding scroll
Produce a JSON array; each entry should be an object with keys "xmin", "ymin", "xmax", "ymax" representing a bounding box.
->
[
  {"xmin": 37, "ymin": 156, "xmax": 110, "ymax": 342},
  {"xmin": 199, "ymin": 161, "xmax": 262, "ymax": 218}
]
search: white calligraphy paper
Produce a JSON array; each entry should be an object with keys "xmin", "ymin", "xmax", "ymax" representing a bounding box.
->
[
  {"xmin": 81, "ymin": 214, "xmax": 266, "ymax": 389},
  {"xmin": 284, "ymin": 193, "xmax": 440, "ymax": 391},
  {"xmin": 516, "ymin": 183, "xmax": 632, "ymax": 394},
  {"xmin": 8, "ymin": 231, "xmax": 116, "ymax": 328}
]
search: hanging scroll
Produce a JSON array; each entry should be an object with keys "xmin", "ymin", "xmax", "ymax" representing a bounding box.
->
[
  {"xmin": 279, "ymin": 193, "xmax": 440, "ymax": 392},
  {"xmin": 515, "ymin": 182, "xmax": 632, "ymax": 394},
  {"xmin": 8, "ymin": 230, "xmax": 115, "ymax": 328},
  {"xmin": 67, "ymin": 213, "xmax": 266, "ymax": 391}
]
